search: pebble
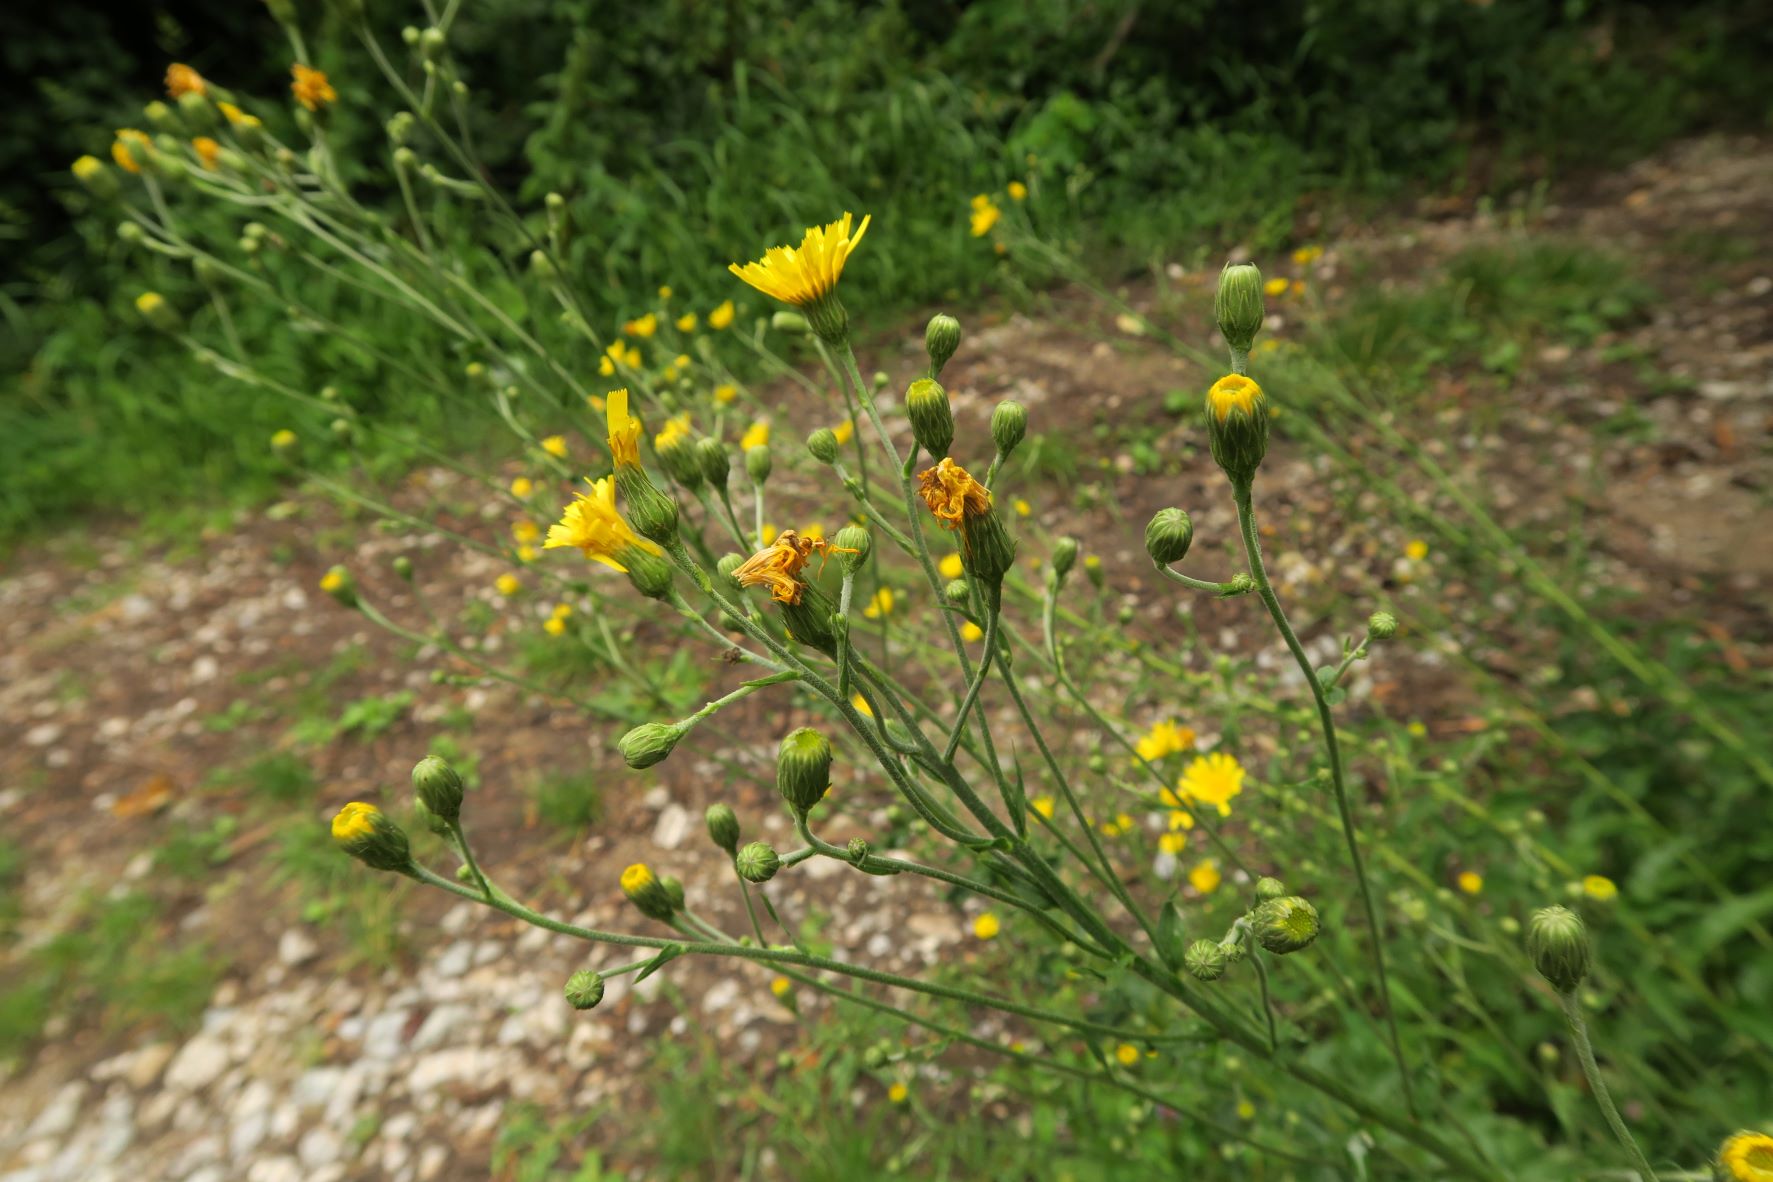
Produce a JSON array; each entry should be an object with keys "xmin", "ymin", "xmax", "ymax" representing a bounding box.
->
[{"xmin": 164, "ymin": 1035, "xmax": 232, "ymax": 1093}]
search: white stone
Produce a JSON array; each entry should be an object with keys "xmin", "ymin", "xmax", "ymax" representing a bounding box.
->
[
  {"xmin": 278, "ymin": 927, "xmax": 321, "ymax": 967},
  {"xmin": 652, "ymin": 802, "xmax": 693, "ymax": 849},
  {"xmin": 165, "ymin": 1035, "xmax": 232, "ymax": 1092},
  {"xmin": 297, "ymin": 1127, "xmax": 344, "ymax": 1170},
  {"xmin": 246, "ymin": 1157, "xmax": 303, "ymax": 1182}
]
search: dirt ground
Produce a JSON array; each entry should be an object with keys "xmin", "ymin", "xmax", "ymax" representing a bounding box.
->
[{"xmin": 0, "ymin": 134, "xmax": 1768, "ymax": 1181}]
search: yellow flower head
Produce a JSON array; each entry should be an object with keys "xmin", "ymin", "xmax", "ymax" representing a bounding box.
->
[
  {"xmin": 318, "ymin": 568, "xmax": 346, "ymax": 594},
  {"xmin": 1457, "ymin": 871, "xmax": 1484, "ymax": 895},
  {"xmin": 512, "ymin": 520, "xmax": 541, "ymax": 545},
  {"xmin": 969, "ymin": 196, "xmax": 1001, "ymax": 238},
  {"xmin": 972, "ymin": 912, "xmax": 1000, "ymax": 940},
  {"xmin": 731, "ymin": 529, "xmax": 845, "ymax": 605},
  {"xmin": 543, "ymin": 616, "xmax": 567, "ymax": 636},
  {"xmin": 330, "ymin": 801, "xmax": 380, "ymax": 844},
  {"xmin": 939, "ymin": 552, "xmax": 964, "ymax": 580},
  {"xmin": 624, "ymin": 312, "xmax": 658, "ymax": 338},
  {"xmin": 769, "ymin": 976, "xmax": 792, "ymax": 998},
  {"xmin": 165, "ymin": 63, "xmax": 208, "ymax": 99},
  {"xmin": 1292, "ymin": 245, "xmax": 1324, "ymax": 266},
  {"xmin": 291, "ymin": 63, "xmax": 337, "ymax": 112},
  {"xmin": 543, "ymin": 477, "xmax": 656, "ymax": 571},
  {"xmin": 708, "ymin": 299, "xmax": 736, "ymax": 330},
  {"xmin": 728, "ymin": 212, "xmax": 871, "ymax": 308},
  {"xmin": 510, "ymin": 476, "xmax": 534, "ymax": 498},
  {"xmin": 1207, "ymin": 375, "xmax": 1263, "ymax": 423},
  {"xmin": 1171, "ymin": 752, "xmax": 1245, "ymax": 817},
  {"xmin": 1114, "ymin": 1043, "xmax": 1140, "ymax": 1067},
  {"xmin": 1136, "ymin": 721, "xmax": 1196, "ymax": 763},
  {"xmin": 653, "ymin": 412, "xmax": 693, "ymax": 453},
  {"xmin": 862, "ymin": 587, "xmax": 895, "ymax": 619},
  {"xmin": 916, "ymin": 458, "xmax": 992, "ymax": 528},
  {"xmin": 831, "ymin": 419, "xmax": 855, "ymax": 446},
  {"xmin": 541, "ymin": 434, "xmax": 568, "ymax": 458},
  {"xmin": 887, "ymin": 1082, "xmax": 909, "ymax": 1104},
  {"xmin": 851, "ymin": 692, "xmax": 873, "ymax": 718},
  {"xmin": 72, "ymin": 155, "xmax": 104, "ymax": 182},
  {"xmin": 621, "ymin": 863, "xmax": 656, "ymax": 893},
  {"xmin": 495, "ymin": 573, "xmax": 523, "ymax": 596},
  {"xmin": 714, "ymin": 383, "xmax": 738, "ymax": 405},
  {"xmin": 1030, "ymin": 796, "xmax": 1055, "ymax": 819},
  {"xmin": 676, "ymin": 312, "xmax": 698, "ymax": 332},
  {"xmin": 192, "ymin": 136, "xmax": 221, "ymax": 170},
  {"xmin": 606, "ymin": 388, "xmax": 642, "ymax": 468},
  {"xmin": 961, "ymin": 621, "xmax": 984, "ymax": 642},
  {"xmin": 112, "ymin": 129, "xmax": 153, "ymax": 174},
  {"xmin": 1188, "ymin": 860, "xmax": 1222, "ymax": 895},
  {"xmin": 216, "ymin": 101, "xmax": 259, "ymax": 130},
  {"xmin": 1007, "ymin": 180, "xmax": 1028, "ymax": 202},
  {"xmin": 270, "ymin": 428, "xmax": 298, "ymax": 450},
  {"xmin": 1405, "ymin": 539, "xmax": 1429, "ymax": 561},
  {"xmin": 1262, "ymin": 276, "xmax": 1290, "ymax": 298},
  {"xmin": 1721, "ymin": 1131, "xmax": 1773, "ymax": 1182},
  {"xmin": 1158, "ymin": 832, "xmax": 1187, "ymax": 855},
  {"xmin": 1582, "ymin": 874, "xmax": 1618, "ymax": 902},
  {"xmin": 740, "ymin": 420, "xmax": 770, "ymax": 451}
]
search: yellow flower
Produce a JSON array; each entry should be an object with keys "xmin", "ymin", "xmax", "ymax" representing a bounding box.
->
[
  {"xmin": 1188, "ymin": 860, "xmax": 1222, "ymax": 895},
  {"xmin": 1457, "ymin": 871, "xmax": 1484, "ymax": 895},
  {"xmin": 599, "ymin": 341, "xmax": 641, "ymax": 376},
  {"xmin": 517, "ymin": 545, "xmax": 538, "ymax": 563},
  {"xmin": 831, "ymin": 419, "xmax": 855, "ymax": 446},
  {"xmin": 887, "ymin": 1082, "xmax": 909, "ymax": 1104},
  {"xmin": 543, "ymin": 616, "xmax": 566, "ymax": 636},
  {"xmin": 729, "ymin": 213, "xmax": 871, "ymax": 309},
  {"xmin": 1582, "ymin": 874, "xmax": 1618, "ymax": 902},
  {"xmin": 1236, "ymin": 1099, "xmax": 1256, "ymax": 1121},
  {"xmin": 972, "ymin": 912, "xmax": 1000, "ymax": 940},
  {"xmin": 1171, "ymin": 752, "xmax": 1245, "ymax": 817},
  {"xmin": 112, "ymin": 129, "xmax": 153, "ymax": 174},
  {"xmin": 544, "ymin": 477, "xmax": 658, "ymax": 571},
  {"xmin": 708, "ymin": 299, "xmax": 736, "ymax": 330},
  {"xmin": 770, "ymin": 976, "xmax": 792, "ymax": 998},
  {"xmin": 191, "ymin": 137, "xmax": 221, "ymax": 170},
  {"xmin": 513, "ymin": 520, "xmax": 541, "ymax": 544},
  {"xmin": 1206, "ymin": 374, "xmax": 1263, "ymax": 423},
  {"xmin": 606, "ymin": 387, "xmax": 642, "ymax": 468},
  {"xmin": 495, "ymin": 573, "xmax": 522, "ymax": 596},
  {"xmin": 624, "ymin": 312, "xmax": 658, "ymax": 338},
  {"xmin": 1167, "ymin": 809, "xmax": 1194, "ymax": 832},
  {"xmin": 551, "ymin": 603, "xmax": 573, "ymax": 620},
  {"xmin": 760, "ymin": 523, "xmax": 778, "ymax": 545},
  {"xmin": 1114, "ymin": 1043, "xmax": 1140, "ymax": 1067},
  {"xmin": 1290, "ymin": 279, "xmax": 1307, "ymax": 296},
  {"xmin": 961, "ymin": 621, "xmax": 983, "ymax": 642},
  {"xmin": 714, "ymin": 383, "xmax": 738, "ymax": 405},
  {"xmin": 217, "ymin": 101, "xmax": 261, "ymax": 132},
  {"xmin": 1012, "ymin": 497, "xmax": 1031, "ymax": 517},
  {"xmin": 1405, "ymin": 539, "xmax": 1429, "ymax": 561},
  {"xmin": 621, "ymin": 863, "xmax": 656, "ymax": 893},
  {"xmin": 318, "ymin": 568, "xmax": 346, "ymax": 594},
  {"xmin": 1099, "ymin": 813, "xmax": 1134, "ymax": 837},
  {"xmin": 510, "ymin": 476, "xmax": 534, "ymax": 498},
  {"xmin": 72, "ymin": 155, "xmax": 104, "ymax": 183},
  {"xmin": 1030, "ymin": 796, "xmax": 1055, "ymax": 819},
  {"xmin": 732, "ymin": 531, "xmax": 834, "ymax": 605},
  {"xmin": 917, "ymin": 458, "xmax": 992, "ymax": 528},
  {"xmin": 676, "ymin": 312, "xmax": 697, "ymax": 332},
  {"xmin": 851, "ymin": 692, "xmax": 873, "ymax": 717},
  {"xmin": 740, "ymin": 420, "xmax": 770, "ymax": 450},
  {"xmin": 165, "ymin": 63, "xmax": 207, "ymax": 99},
  {"xmin": 1135, "ymin": 721, "xmax": 1196, "ymax": 763},
  {"xmin": 969, "ymin": 196, "xmax": 1001, "ymax": 237},
  {"xmin": 1720, "ymin": 1131, "xmax": 1773, "ymax": 1182},
  {"xmin": 658, "ymin": 285, "xmax": 672, "ymax": 300},
  {"xmin": 1262, "ymin": 276, "xmax": 1290, "ymax": 298},
  {"xmin": 290, "ymin": 63, "xmax": 337, "ymax": 112},
  {"xmin": 654, "ymin": 412, "xmax": 693, "ymax": 453},
  {"xmin": 1007, "ymin": 180, "xmax": 1028, "ymax": 202},
  {"xmin": 541, "ymin": 434, "xmax": 568, "ymax": 458},
  {"xmin": 270, "ymin": 428, "xmax": 297, "ymax": 450},
  {"xmin": 330, "ymin": 801, "xmax": 380, "ymax": 843},
  {"xmin": 863, "ymin": 587, "xmax": 895, "ymax": 619},
  {"xmin": 938, "ymin": 552, "xmax": 964, "ymax": 580},
  {"xmin": 1291, "ymin": 245, "xmax": 1323, "ymax": 266},
  {"xmin": 800, "ymin": 523, "xmax": 824, "ymax": 540},
  {"xmin": 1158, "ymin": 832, "xmax": 1187, "ymax": 855}
]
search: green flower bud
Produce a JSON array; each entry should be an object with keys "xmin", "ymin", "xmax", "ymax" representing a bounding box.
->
[
  {"xmin": 1214, "ymin": 262, "xmax": 1266, "ymax": 355},
  {"xmin": 736, "ymin": 841, "xmax": 781, "ymax": 883},
  {"xmin": 705, "ymin": 802, "xmax": 741, "ymax": 855},
  {"xmin": 178, "ymin": 91, "xmax": 218, "ymax": 135},
  {"xmin": 656, "ymin": 433, "xmax": 703, "ymax": 492},
  {"xmin": 330, "ymin": 803, "xmax": 413, "ymax": 873},
  {"xmin": 1184, "ymin": 938, "xmax": 1229, "ymax": 981},
  {"xmin": 1145, "ymin": 508, "xmax": 1195, "ymax": 566},
  {"xmin": 1218, "ymin": 572, "xmax": 1255, "ymax": 598},
  {"xmin": 806, "ymin": 427, "xmax": 839, "ymax": 465},
  {"xmin": 1252, "ymin": 896, "xmax": 1320, "ymax": 954},
  {"xmin": 410, "ymin": 795, "xmax": 452, "ymax": 837},
  {"xmin": 715, "ymin": 552, "xmax": 746, "ymax": 595},
  {"xmin": 134, "ymin": 291, "xmax": 181, "ymax": 333},
  {"xmin": 1084, "ymin": 555, "xmax": 1104, "ymax": 590},
  {"xmin": 392, "ymin": 555, "xmax": 414, "ymax": 581},
  {"xmin": 386, "ymin": 110, "xmax": 415, "ymax": 145},
  {"xmin": 905, "ymin": 378, "xmax": 955, "ymax": 458},
  {"xmin": 392, "ymin": 146, "xmax": 420, "ymax": 180},
  {"xmin": 1527, "ymin": 905, "xmax": 1591, "ymax": 993},
  {"xmin": 618, "ymin": 544, "xmax": 675, "ymax": 601},
  {"xmin": 991, "ymin": 400, "xmax": 1027, "ymax": 459},
  {"xmin": 529, "ymin": 250, "xmax": 557, "ymax": 282},
  {"xmin": 1204, "ymin": 375, "xmax": 1270, "ymax": 485},
  {"xmin": 695, "ymin": 438, "xmax": 730, "ymax": 490},
  {"xmin": 944, "ymin": 579, "xmax": 971, "ymax": 605},
  {"xmin": 1368, "ymin": 611, "xmax": 1398, "ymax": 640},
  {"xmin": 1051, "ymin": 537, "xmax": 1079, "ymax": 582},
  {"xmin": 777, "ymin": 727, "xmax": 833, "ymax": 815},
  {"xmin": 70, "ymin": 156, "xmax": 118, "ymax": 200},
  {"xmin": 662, "ymin": 875, "xmax": 685, "ymax": 910},
  {"xmin": 1221, "ymin": 938, "xmax": 1249, "ymax": 964},
  {"xmin": 962, "ymin": 509, "xmax": 1018, "ymax": 599},
  {"xmin": 925, "ymin": 313, "xmax": 961, "ymax": 377},
  {"xmin": 564, "ymin": 969, "xmax": 604, "ymax": 1010},
  {"xmin": 845, "ymin": 837, "xmax": 870, "ymax": 867},
  {"xmin": 834, "ymin": 525, "xmax": 871, "ymax": 574},
  {"xmin": 319, "ymin": 565, "xmax": 357, "ymax": 607},
  {"xmin": 744, "ymin": 443, "xmax": 772, "ymax": 485},
  {"xmin": 618, "ymin": 721, "xmax": 687, "ymax": 770},
  {"xmin": 1255, "ymin": 876, "xmax": 1287, "ymax": 902},
  {"xmin": 620, "ymin": 863, "xmax": 676, "ymax": 921},
  {"xmin": 419, "ymin": 26, "xmax": 447, "ymax": 61},
  {"xmin": 410, "ymin": 754, "xmax": 464, "ymax": 824},
  {"xmin": 144, "ymin": 100, "xmax": 178, "ymax": 133},
  {"xmin": 612, "ymin": 466, "xmax": 679, "ymax": 547},
  {"xmin": 771, "ymin": 310, "xmax": 811, "ymax": 335}
]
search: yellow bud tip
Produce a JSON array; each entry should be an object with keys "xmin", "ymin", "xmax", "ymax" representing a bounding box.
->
[
  {"xmin": 72, "ymin": 155, "xmax": 103, "ymax": 179},
  {"xmin": 620, "ymin": 863, "xmax": 655, "ymax": 893},
  {"xmin": 135, "ymin": 292, "xmax": 165, "ymax": 314},
  {"xmin": 972, "ymin": 912, "xmax": 1000, "ymax": 940},
  {"xmin": 1207, "ymin": 374, "xmax": 1263, "ymax": 422},
  {"xmin": 331, "ymin": 801, "xmax": 379, "ymax": 843}
]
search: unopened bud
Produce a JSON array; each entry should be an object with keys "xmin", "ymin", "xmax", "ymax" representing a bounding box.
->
[
  {"xmin": 1184, "ymin": 939, "xmax": 1229, "ymax": 982},
  {"xmin": 991, "ymin": 400, "xmax": 1027, "ymax": 459},
  {"xmin": 845, "ymin": 837, "xmax": 870, "ymax": 866},
  {"xmin": 1252, "ymin": 896, "xmax": 1320, "ymax": 954},
  {"xmin": 134, "ymin": 291, "xmax": 181, "ymax": 333},
  {"xmin": 806, "ymin": 428, "xmax": 839, "ymax": 465},
  {"xmin": 392, "ymin": 556, "xmax": 414, "ymax": 581},
  {"xmin": 71, "ymin": 156, "xmax": 118, "ymax": 200},
  {"xmin": 1527, "ymin": 905, "xmax": 1591, "ymax": 993},
  {"xmin": 925, "ymin": 313, "xmax": 961, "ymax": 377},
  {"xmin": 745, "ymin": 443, "xmax": 772, "ymax": 484},
  {"xmin": 777, "ymin": 727, "xmax": 833, "ymax": 815},
  {"xmin": 1254, "ymin": 876, "xmax": 1287, "ymax": 901},
  {"xmin": 1144, "ymin": 508, "xmax": 1194, "ymax": 565},
  {"xmin": 705, "ymin": 802, "xmax": 741, "ymax": 855},
  {"xmin": 620, "ymin": 863, "xmax": 676, "ymax": 921},
  {"xmin": 1214, "ymin": 262, "xmax": 1266, "ymax": 355},
  {"xmin": 564, "ymin": 969, "xmax": 604, "ymax": 1010},
  {"xmin": 618, "ymin": 722, "xmax": 686, "ymax": 770},
  {"xmin": 1368, "ymin": 611, "xmax": 1398, "ymax": 640},
  {"xmin": 330, "ymin": 802, "xmax": 413, "ymax": 873},
  {"xmin": 419, "ymin": 27, "xmax": 447, "ymax": 61},
  {"xmin": 944, "ymin": 579, "xmax": 971, "ymax": 605},
  {"xmin": 529, "ymin": 250, "xmax": 557, "ymax": 282},
  {"xmin": 736, "ymin": 841, "xmax": 780, "ymax": 883},
  {"xmin": 410, "ymin": 754, "xmax": 464, "ymax": 824},
  {"xmin": 905, "ymin": 378, "xmax": 954, "ymax": 458},
  {"xmin": 834, "ymin": 525, "xmax": 871, "ymax": 574},
  {"xmin": 771, "ymin": 310, "xmax": 810, "ymax": 336},
  {"xmin": 1051, "ymin": 537, "xmax": 1079, "ymax": 581},
  {"xmin": 319, "ymin": 565, "xmax": 357, "ymax": 607},
  {"xmin": 1204, "ymin": 375, "xmax": 1270, "ymax": 485},
  {"xmin": 695, "ymin": 438, "xmax": 730, "ymax": 489}
]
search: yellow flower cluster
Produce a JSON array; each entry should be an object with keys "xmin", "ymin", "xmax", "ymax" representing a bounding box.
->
[
  {"xmin": 291, "ymin": 63, "xmax": 336, "ymax": 112},
  {"xmin": 729, "ymin": 213, "xmax": 871, "ymax": 309}
]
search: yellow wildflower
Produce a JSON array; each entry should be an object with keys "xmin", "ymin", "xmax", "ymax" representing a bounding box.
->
[
  {"xmin": 1158, "ymin": 832, "xmax": 1187, "ymax": 856},
  {"xmin": 517, "ymin": 545, "xmax": 538, "ymax": 563},
  {"xmin": 1262, "ymin": 276, "xmax": 1290, "ymax": 298},
  {"xmin": 1291, "ymin": 245, "xmax": 1323, "ymax": 266},
  {"xmin": 888, "ymin": 1082, "xmax": 909, "ymax": 1104},
  {"xmin": 969, "ymin": 195, "xmax": 1001, "ymax": 237},
  {"xmin": 551, "ymin": 603, "xmax": 573, "ymax": 620},
  {"xmin": 1030, "ymin": 796, "xmax": 1055, "ymax": 820},
  {"xmin": 831, "ymin": 419, "xmax": 855, "ymax": 446},
  {"xmin": 541, "ymin": 434, "xmax": 568, "ymax": 458},
  {"xmin": 290, "ymin": 64, "xmax": 336, "ymax": 112},
  {"xmin": 760, "ymin": 523, "xmax": 778, "ymax": 544},
  {"xmin": 961, "ymin": 621, "xmax": 984, "ymax": 642},
  {"xmin": 1099, "ymin": 813, "xmax": 1134, "ymax": 837},
  {"xmin": 676, "ymin": 312, "xmax": 697, "ymax": 332},
  {"xmin": 1167, "ymin": 809, "xmax": 1194, "ymax": 832},
  {"xmin": 192, "ymin": 137, "xmax": 221, "ymax": 170},
  {"xmin": 714, "ymin": 383, "xmax": 738, "ymax": 405},
  {"xmin": 606, "ymin": 387, "xmax": 642, "ymax": 468},
  {"xmin": 543, "ymin": 476, "xmax": 658, "ymax": 571},
  {"xmin": 1206, "ymin": 374, "xmax": 1263, "ymax": 423},
  {"xmin": 1135, "ymin": 721, "xmax": 1196, "ymax": 763},
  {"xmin": 851, "ymin": 692, "xmax": 873, "ymax": 717},
  {"xmin": 1405, "ymin": 539, "xmax": 1429, "ymax": 561},
  {"xmin": 733, "ymin": 530, "xmax": 844, "ymax": 605},
  {"xmin": 216, "ymin": 101, "xmax": 261, "ymax": 132},
  {"xmin": 1407, "ymin": 721, "xmax": 1428, "ymax": 737},
  {"xmin": 740, "ymin": 420, "xmax": 770, "ymax": 450},
  {"xmin": 318, "ymin": 568, "xmax": 346, "ymax": 594},
  {"xmin": 543, "ymin": 616, "xmax": 567, "ymax": 636},
  {"xmin": 658, "ymin": 285, "xmax": 672, "ymax": 300},
  {"xmin": 708, "ymin": 299, "xmax": 736, "ymax": 330},
  {"xmin": 1582, "ymin": 875, "xmax": 1618, "ymax": 902},
  {"xmin": 1012, "ymin": 497, "xmax": 1031, "ymax": 517},
  {"xmin": 770, "ymin": 976, "xmax": 792, "ymax": 998},
  {"xmin": 1290, "ymin": 279, "xmax": 1307, "ymax": 296},
  {"xmin": 917, "ymin": 458, "xmax": 992, "ymax": 528},
  {"xmin": 1007, "ymin": 180, "xmax": 1028, "ymax": 201},
  {"xmin": 728, "ymin": 212, "xmax": 871, "ymax": 308},
  {"xmin": 495, "ymin": 573, "xmax": 522, "ymax": 596},
  {"xmin": 330, "ymin": 801, "xmax": 380, "ymax": 843},
  {"xmin": 270, "ymin": 429, "xmax": 297, "ymax": 450},
  {"xmin": 939, "ymin": 552, "xmax": 964, "ymax": 580},
  {"xmin": 653, "ymin": 412, "xmax": 693, "ymax": 454},
  {"xmin": 165, "ymin": 63, "xmax": 207, "ymax": 99},
  {"xmin": 972, "ymin": 912, "xmax": 1000, "ymax": 940},
  {"xmin": 1189, "ymin": 860, "xmax": 1222, "ymax": 895},
  {"xmin": 624, "ymin": 312, "xmax": 658, "ymax": 338},
  {"xmin": 112, "ymin": 129, "xmax": 153, "ymax": 174},
  {"xmin": 1170, "ymin": 752, "xmax": 1245, "ymax": 817},
  {"xmin": 510, "ymin": 476, "xmax": 534, "ymax": 498},
  {"xmin": 863, "ymin": 587, "xmax": 895, "ymax": 619},
  {"xmin": 1114, "ymin": 1043, "xmax": 1140, "ymax": 1067},
  {"xmin": 1457, "ymin": 871, "xmax": 1484, "ymax": 895},
  {"xmin": 1719, "ymin": 1131, "xmax": 1773, "ymax": 1181},
  {"xmin": 800, "ymin": 523, "xmax": 824, "ymax": 540}
]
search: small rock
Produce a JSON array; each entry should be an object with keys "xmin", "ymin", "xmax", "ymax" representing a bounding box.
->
[
  {"xmin": 278, "ymin": 928, "xmax": 321, "ymax": 967},
  {"xmin": 165, "ymin": 1035, "xmax": 232, "ymax": 1092},
  {"xmin": 652, "ymin": 802, "xmax": 693, "ymax": 849}
]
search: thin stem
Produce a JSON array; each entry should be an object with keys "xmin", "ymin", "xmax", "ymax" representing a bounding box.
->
[
  {"xmin": 942, "ymin": 606, "xmax": 997, "ymax": 763},
  {"xmin": 1559, "ymin": 992, "xmax": 1660, "ymax": 1182}
]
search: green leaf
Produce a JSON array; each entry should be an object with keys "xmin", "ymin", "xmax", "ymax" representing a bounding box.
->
[
  {"xmin": 1155, "ymin": 902, "xmax": 1187, "ymax": 970},
  {"xmin": 634, "ymin": 942, "xmax": 683, "ymax": 983},
  {"xmin": 1692, "ymin": 886, "xmax": 1773, "ymax": 959}
]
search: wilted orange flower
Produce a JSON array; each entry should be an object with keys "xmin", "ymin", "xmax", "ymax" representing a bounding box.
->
[
  {"xmin": 917, "ymin": 458, "xmax": 991, "ymax": 527},
  {"xmin": 732, "ymin": 530, "xmax": 852, "ymax": 605},
  {"xmin": 166, "ymin": 63, "xmax": 208, "ymax": 99},
  {"xmin": 290, "ymin": 64, "xmax": 337, "ymax": 112}
]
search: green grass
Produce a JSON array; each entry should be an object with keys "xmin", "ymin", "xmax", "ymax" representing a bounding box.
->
[{"xmin": 526, "ymin": 770, "xmax": 605, "ymax": 836}]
